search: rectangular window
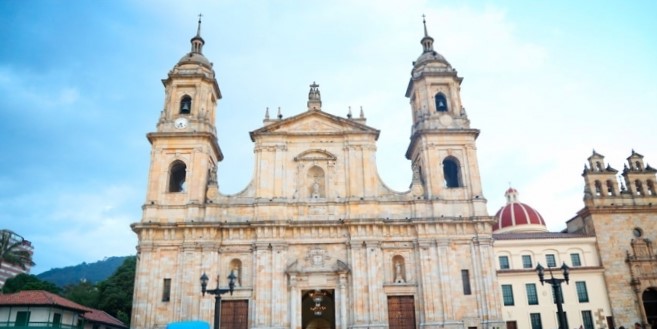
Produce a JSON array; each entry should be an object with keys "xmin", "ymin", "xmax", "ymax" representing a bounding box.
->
[
  {"xmin": 546, "ymin": 254, "xmax": 556, "ymax": 267},
  {"xmin": 53, "ymin": 313, "xmax": 62, "ymax": 328},
  {"xmin": 522, "ymin": 255, "xmax": 533, "ymax": 269},
  {"xmin": 576, "ymin": 281, "xmax": 589, "ymax": 303},
  {"xmin": 162, "ymin": 278, "xmax": 172, "ymax": 302},
  {"xmin": 582, "ymin": 311, "xmax": 594, "ymax": 329},
  {"xmin": 461, "ymin": 270, "xmax": 472, "ymax": 295},
  {"xmin": 551, "ymin": 284, "xmax": 565, "ymax": 304},
  {"xmin": 15, "ymin": 311, "xmax": 30, "ymax": 326},
  {"xmin": 571, "ymin": 253, "xmax": 582, "ymax": 267},
  {"xmin": 499, "ymin": 256, "xmax": 510, "ymax": 269},
  {"xmin": 530, "ymin": 313, "xmax": 542, "ymax": 329},
  {"xmin": 501, "ymin": 284, "xmax": 514, "ymax": 306},
  {"xmin": 526, "ymin": 283, "xmax": 539, "ymax": 305}
]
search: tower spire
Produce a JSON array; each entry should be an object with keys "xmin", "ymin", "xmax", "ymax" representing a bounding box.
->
[
  {"xmin": 420, "ymin": 14, "xmax": 434, "ymax": 53},
  {"xmin": 196, "ymin": 13, "xmax": 202, "ymax": 37},
  {"xmin": 422, "ymin": 14, "xmax": 429, "ymax": 37},
  {"xmin": 191, "ymin": 14, "xmax": 205, "ymax": 54}
]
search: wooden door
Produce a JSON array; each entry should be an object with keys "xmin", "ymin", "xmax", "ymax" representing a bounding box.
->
[
  {"xmin": 387, "ymin": 296, "xmax": 416, "ymax": 329},
  {"xmin": 220, "ymin": 300, "xmax": 248, "ymax": 329},
  {"xmin": 506, "ymin": 321, "xmax": 517, "ymax": 329}
]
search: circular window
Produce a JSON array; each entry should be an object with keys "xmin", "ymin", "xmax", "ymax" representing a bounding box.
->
[{"xmin": 633, "ymin": 227, "xmax": 643, "ymax": 238}]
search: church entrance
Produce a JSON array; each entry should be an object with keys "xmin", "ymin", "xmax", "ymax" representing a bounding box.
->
[
  {"xmin": 387, "ymin": 296, "xmax": 416, "ymax": 329},
  {"xmin": 220, "ymin": 300, "xmax": 248, "ymax": 329},
  {"xmin": 643, "ymin": 287, "xmax": 657, "ymax": 327},
  {"xmin": 302, "ymin": 289, "xmax": 335, "ymax": 329}
]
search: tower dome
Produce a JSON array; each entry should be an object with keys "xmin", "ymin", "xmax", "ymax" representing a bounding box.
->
[
  {"xmin": 493, "ymin": 187, "xmax": 548, "ymax": 233},
  {"xmin": 175, "ymin": 15, "xmax": 212, "ymax": 69},
  {"xmin": 413, "ymin": 16, "xmax": 451, "ymax": 68}
]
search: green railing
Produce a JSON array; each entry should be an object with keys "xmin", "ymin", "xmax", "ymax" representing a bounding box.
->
[{"xmin": 0, "ymin": 323, "xmax": 79, "ymax": 329}]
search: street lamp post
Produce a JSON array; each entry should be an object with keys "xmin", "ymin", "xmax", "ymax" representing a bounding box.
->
[
  {"xmin": 200, "ymin": 272, "xmax": 236, "ymax": 329},
  {"xmin": 536, "ymin": 262, "xmax": 570, "ymax": 329}
]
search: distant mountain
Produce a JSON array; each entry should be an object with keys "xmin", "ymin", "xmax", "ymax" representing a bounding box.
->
[{"xmin": 37, "ymin": 256, "xmax": 131, "ymax": 287}]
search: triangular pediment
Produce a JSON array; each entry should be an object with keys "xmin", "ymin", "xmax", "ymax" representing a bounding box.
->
[{"xmin": 250, "ymin": 110, "xmax": 379, "ymax": 141}]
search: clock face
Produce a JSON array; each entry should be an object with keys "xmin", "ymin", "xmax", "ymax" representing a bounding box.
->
[{"xmin": 174, "ymin": 118, "xmax": 188, "ymax": 129}]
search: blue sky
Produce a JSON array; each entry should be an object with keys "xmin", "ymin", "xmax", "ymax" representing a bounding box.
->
[{"xmin": 1, "ymin": 1, "xmax": 656, "ymax": 275}]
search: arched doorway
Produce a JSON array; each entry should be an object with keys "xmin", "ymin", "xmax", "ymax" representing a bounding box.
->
[
  {"xmin": 644, "ymin": 287, "xmax": 657, "ymax": 327},
  {"xmin": 302, "ymin": 289, "xmax": 335, "ymax": 329}
]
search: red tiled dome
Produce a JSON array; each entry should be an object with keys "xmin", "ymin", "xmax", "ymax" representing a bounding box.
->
[{"xmin": 493, "ymin": 187, "xmax": 548, "ymax": 233}]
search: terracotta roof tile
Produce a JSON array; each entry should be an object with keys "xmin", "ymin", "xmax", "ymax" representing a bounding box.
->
[
  {"xmin": 0, "ymin": 290, "xmax": 91, "ymax": 312},
  {"xmin": 82, "ymin": 309, "xmax": 127, "ymax": 328}
]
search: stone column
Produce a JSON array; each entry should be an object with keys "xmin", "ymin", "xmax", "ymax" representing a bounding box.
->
[
  {"xmin": 339, "ymin": 273, "xmax": 348, "ymax": 329},
  {"xmin": 288, "ymin": 274, "xmax": 299, "ymax": 329},
  {"xmin": 253, "ymin": 242, "xmax": 272, "ymax": 327},
  {"xmin": 417, "ymin": 239, "xmax": 439, "ymax": 324},
  {"xmin": 348, "ymin": 241, "xmax": 368, "ymax": 325},
  {"xmin": 364, "ymin": 240, "xmax": 384, "ymax": 326},
  {"xmin": 271, "ymin": 243, "xmax": 289, "ymax": 328},
  {"xmin": 436, "ymin": 238, "xmax": 452, "ymax": 319}
]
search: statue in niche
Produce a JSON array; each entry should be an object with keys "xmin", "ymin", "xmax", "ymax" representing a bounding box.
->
[
  {"xmin": 394, "ymin": 261, "xmax": 406, "ymax": 283},
  {"xmin": 311, "ymin": 179, "xmax": 321, "ymax": 198},
  {"xmin": 231, "ymin": 267, "xmax": 241, "ymax": 287}
]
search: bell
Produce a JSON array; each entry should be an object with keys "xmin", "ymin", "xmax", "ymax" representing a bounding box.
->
[{"xmin": 182, "ymin": 102, "xmax": 190, "ymax": 112}]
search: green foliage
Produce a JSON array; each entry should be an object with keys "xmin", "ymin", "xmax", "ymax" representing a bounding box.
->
[
  {"xmin": 3, "ymin": 256, "xmax": 136, "ymax": 327},
  {"xmin": 38, "ymin": 256, "xmax": 129, "ymax": 287},
  {"xmin": 63, "ymin": 280, "xmax": 99, "ymax": 307},
  {"xmin": 96, "ymin": 256, "xmax": 136, "ymax": 326},
  {"xmin": 2, "ymin": 273, "xmax": 60, "ymax": 294}
]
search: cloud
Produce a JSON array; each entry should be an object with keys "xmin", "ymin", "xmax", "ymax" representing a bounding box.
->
[
  {"xmin": 0, "ymin": 66, "xmax": 81, "ymax": 113},
  {"xmin": 5, "ymin": 184, "xmax": 140, "ymax": 274}
]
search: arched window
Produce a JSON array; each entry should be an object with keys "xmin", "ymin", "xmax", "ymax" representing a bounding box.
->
[
  {"xmin": 169, "ymin": 161, "xmax": 187, "ymax": 192},
  {"xmin": 606, "ymin": 180, "xmax": 615, "ymax": 196},
  {"xmin": 180, "ymin": 95, "xmax": 192, "ymax": 114},
  {"xmin": 435, "ymin": 93, "xmax": 448, "ymax": 112},
  {"xmin": 594, "ymin": 181, "xmax": 602, "ymax": 196},
  {"xmin": 307, "ymin": 166, "xmax": 325, "ymax": 198},
  {"xmin": 443, "ymin": 156, "xmax": 461, "ymax": 188}
]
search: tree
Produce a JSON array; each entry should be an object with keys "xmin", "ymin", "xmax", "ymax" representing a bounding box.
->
[
  {"xmin": 63, "ymin": 280, "xmax": 99, "ymax": 307},
  {"xmin": 96, "ymin": 256, "xmax": 135, "ymax": 326},
  {"xmin": 0, "ymin": 230, "xmax": 35, "ymax": 271},
  {"xmin": 2, "ymin": 273, "xmax": 61, "ymax": 294}
]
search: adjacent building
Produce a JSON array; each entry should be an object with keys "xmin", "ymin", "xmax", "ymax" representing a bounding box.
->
[
  {"xmin": 0, "ymin": 230, "xmax": 34, "ymax": 288},
  {"xmin": 492, "ymin": 188, "xmax": 612, "ymax": 329},
  {"xmin": 568, "ymin": 152, "xmax": 657, "ymax": 328},
  {"xmin": 0, "ymin": 290, "xmax": 127, "ymax": 329}
]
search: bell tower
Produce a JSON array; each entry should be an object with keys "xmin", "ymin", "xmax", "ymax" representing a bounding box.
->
[
  {"xmin": 143, "ymin": 16, "xmax": 223, "ymax": 213},
  {"xmin": 405, "ymin": 17, "xmax": 486, "ymax": 216}
]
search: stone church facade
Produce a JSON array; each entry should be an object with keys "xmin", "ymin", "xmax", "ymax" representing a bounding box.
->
[
  {"xmin": 130, "ymin": 19, "xmax": 506, "ymax": 329},
  {"xmin": 567, "ymin": 151, "xmax": 657, "ymax": 328}
]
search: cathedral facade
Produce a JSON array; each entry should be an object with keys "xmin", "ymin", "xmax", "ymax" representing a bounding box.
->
[{"xmin": 130, "ymin": 19, "xmax": 505, "ymax": 329}]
